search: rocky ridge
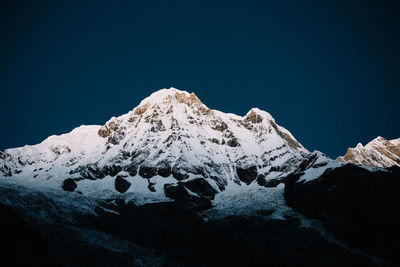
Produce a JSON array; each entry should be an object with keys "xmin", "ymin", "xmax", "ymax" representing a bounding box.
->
[{"xmin": 337, "ymin": 136, "xmax": 400, "ymax": 168}]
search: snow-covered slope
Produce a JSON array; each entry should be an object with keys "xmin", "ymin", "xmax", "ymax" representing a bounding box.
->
[
  {"xmin": 0, "ymin": 88, "xmax": 309, "ymax": 203},
  {"xmin": 336, "ymin": 137, "xmax": 400, "ymax": 168}
]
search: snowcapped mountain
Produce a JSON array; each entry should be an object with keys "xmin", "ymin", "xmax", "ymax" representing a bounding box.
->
[
  {"xmin": 2, "ymin": 87, "xmax": 400, "ymax": 266},
  {"xmin": 336, "ymin": 136, "xmax": 400, "ymax": 168},
  {"xmin": 0, "ymin": 87, "xmax": 309, "ymax": 203}
]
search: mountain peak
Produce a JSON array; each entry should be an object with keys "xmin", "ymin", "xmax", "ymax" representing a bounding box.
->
[
  {"xmin": 0, "ymin": 86, "xmax": 309, "ymax": 202},
  {"xmin": 137, "ymin": 87, "xmax": 202, "ymax": 107},
  {"xmin": 337, "ymin": 136, "xmax": 400, "ymax": 167},
  {"xmin": 245, "ymin": 108, "xmax": 274, "ymax": 123}
]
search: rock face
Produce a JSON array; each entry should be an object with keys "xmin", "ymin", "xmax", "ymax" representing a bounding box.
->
[
  {"xmin": 337, "ymin": 136, "xmax": 400, "ymax": 168},
  {"xmin": 0, "ymin": 87, "xmax": 308, "ymax": 202},
  {"xmin": 285, "ymin": 164, "xmax": 400, "ymax": 264}
]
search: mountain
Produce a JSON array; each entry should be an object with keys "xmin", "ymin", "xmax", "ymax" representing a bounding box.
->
[
  {"xmin": 0, "ymin": 87, "xmax": 309, "ymax": 203},
  {"xmin": 336, "ymin": 136, "xmax": 400, "ymax": 168},
  {"xmin": 2, "ymin": 87, "xmax": 400, "ymax": 266}
]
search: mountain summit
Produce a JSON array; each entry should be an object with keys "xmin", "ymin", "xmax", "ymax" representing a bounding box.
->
[{"xmin": 0, "ymin": 88, "xmax": 309, "ymax": 202}]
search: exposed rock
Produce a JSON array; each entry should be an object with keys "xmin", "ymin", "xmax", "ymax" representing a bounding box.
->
[
  {"xmin": 103, "ymin": 165, "xmax": 122, "ymax": 177},
  {"xmin": 245, "ymin": 110, "xmax": 263, "ymax": 123},
  {"xmin": 147, "ymin": 181, "xmax": 156, "ymax": 192},
  {"xmin": 107, "ymin": 129, "xmax": 126, "ymax": 145},
  {"xmin": 269, "ymin": 120, "xmax": 302, "ymax": 150},
  {"xmin": 115, "ymin": 175, "xmax": 131, "ymax": 193},
  {"xmin": 172, "ymin": 166, "xmax": 189, "ymax": 180},
  {"xmin": 337, "ymin": 136, "xmax": 400, "ymax": 168},
  {"xmin": 71, "ymin": 164, "xmax": 122, "ymax": 180},
  {"xmin": 62, "ymin": 178, "xmax": 77, "ymax": 192},
  {"xmin": 123, "ymin": 163, "xmax": 137, "ymax": 176},
  {"xmin": 164, "ymin": 183, "xmax": 212, "ymax": 211},
  {"xmin": 98, "ymin": 120, "xmax": 120, "ymax": 138},
  {"xmin": 133, "ymin": 103, "xmax": 150, "ymax": 115},
  {"xmin": 138, "ymin": 165, "xmax": 158, "ymax": 179},
  {"xmin": 256, "ymin": 175, "xmax": 281, "ymax": 187},
  {"xmin": 127, "ymin": 116, "xmax": 137, "ymax": 123},
  {"xmin": 150, "ymin": 120, "xmax": 166, "ymax": 132},
  {"xmin": 52, "ymin": 145, "xmax": 71, "ymax": 156},
  {"xmin": 211, "ymin": 120, "xmax": 228, "ymax": 132},
  {"xmin": 175, "ymin": 92, "xmax": 202, "ymax": 106},
  {"xmin": 264, "ymin": 179, "xmax": 282, "ymax": 187},
  {"xmin": 227, "ymin": 138, "xmax": 240, "ymax": 147},
  {"xmin": 166, "ymin": 105, "xmax": 173, "ymax": 114},
  {"xmin": 164, "ymin": 184, "xmax": 189, "ymax": 201},
  {"xmin": 180, "ymin": 178, "xmax": 217, "ymax": 199},
  {"xmin": 157, "ymin": 162, "xmax": 172, "ymax": 177},
  {"xmin": 210, "ymin": 138, "xmax": 220, "ymax": 145},
  {"xmin": 198, "ymin": 105, "xmax": 212, "ymax": 115},
  {"xmin": 236, "ymin": 166, "xmax": 258, "ymax": 184}
]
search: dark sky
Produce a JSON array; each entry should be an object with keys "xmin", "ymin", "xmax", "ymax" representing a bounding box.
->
[{"xmin": 1, "ymin": 0, "xmax": 399, "ymax": 158}]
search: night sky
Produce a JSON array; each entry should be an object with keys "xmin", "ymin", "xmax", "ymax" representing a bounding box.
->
[{"xmin": 1, "ymin": 0, "xmax": 399, "ymax": 158}]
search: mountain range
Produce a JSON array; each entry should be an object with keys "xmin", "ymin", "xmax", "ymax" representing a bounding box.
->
[{"xmin": 1, "ymin": 88, "xmax": 399, "ymax": 266}]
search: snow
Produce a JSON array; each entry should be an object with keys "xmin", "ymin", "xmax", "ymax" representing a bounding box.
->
[
  {"xmin": 390, "ymin": 138, "xmax": 400, "ymax": 147},
  {"xmin": 297, "ymin": 152, "xmax": 341, "ymax": 183},
  {"xmin": 298, "ymin": 161, "xmax": 341, "ymax": 183},
  {"xmin": 203, "ymin": 182, "xmax": 292, "ymax": 220},
  {"xmin": 0, "ymin": 180, "xmax": 99, "ymax": 223},
  {"xmin": 0, "ymin": 87, "xmax": 312, "ymax": 211}
]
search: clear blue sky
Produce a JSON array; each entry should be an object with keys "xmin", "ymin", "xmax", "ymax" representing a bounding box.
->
[{"xmin": 1, "ymin": 0, "xmax": 399, "ymax": 158}]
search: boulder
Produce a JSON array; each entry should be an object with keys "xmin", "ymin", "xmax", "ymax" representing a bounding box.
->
[
  {"xmin": 62, "ymin": 178, "xmax": 77, "ymax": 192},
  {"xmin": 115, "ymin": 175, "xmax": 131, "ymax": 193}
]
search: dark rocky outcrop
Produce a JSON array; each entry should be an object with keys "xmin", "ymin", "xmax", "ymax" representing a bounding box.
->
[
  {"xmin": 103, "ymin": 165, "xmax": 122, "ymax": 177},
  {"xmin": 285, "ymin": 164, "xmax": 400, "ymax": 264},
  {"xmin": 256, "ymin": 175, "xmax": 281, "ymax": 187},
  {"xmin": 171, "ymin": 167, "xmax": 190, "ymax": 180},
  {"xmin": 236, "ymin": 166, "xmax": 258, "ymax": 184},
  {"xmin": 123, "ymin": 163, "xmax": 137, "ymax": 177},
  {"xmin": 138, "ymin": 165, "xmax": 158, "ymax": 178},
  {"xmin": 157, "ymin": 165, "xmax": 172, "ymax": 177},
  {"xmin": 180, "ymin": 178, "xmax": 217, "ymax": 200},
  {"xmin": 62, "ymin": 178, "xmax": 77, "ymax": 192},
  {"xmin": 164, "ymin": 184, "xmax": 212, "ymax": 211},
  {"xmin": 71, "ymin": 164, "xmax": 122, "ymax": 180},
  {"xmin": 227, "ymin": 138, "xmax": 240, "ymax": 147},
  {"xmin": 115, "ymin": 175, "xmax": 131, "ymax": 193}
]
